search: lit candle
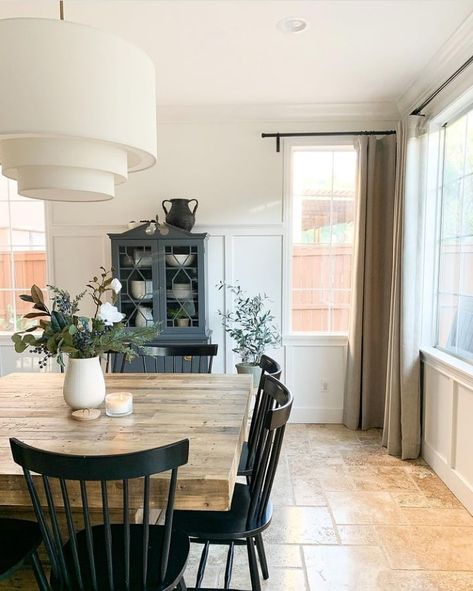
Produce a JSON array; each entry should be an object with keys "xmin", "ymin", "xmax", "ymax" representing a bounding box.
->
[{"xmin": 105, "ymin": 392, "xmax": 133, "ymax": 417}]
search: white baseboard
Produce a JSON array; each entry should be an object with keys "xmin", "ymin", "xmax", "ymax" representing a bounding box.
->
[
  {"xmin": 289, "ymin": 407, "xmax": 343, "ymax": 424},
  {"xmin": 423, "ymin": 440, "xmax": 473, "ymax": 515}
]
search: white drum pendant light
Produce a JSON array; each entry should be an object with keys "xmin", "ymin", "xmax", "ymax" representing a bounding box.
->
[{"xmin": 0, "ymin": 17, "xmax": 157, "ymax": 202}]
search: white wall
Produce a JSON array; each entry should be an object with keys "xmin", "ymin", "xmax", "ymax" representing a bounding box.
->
[
  {"xmin": 422, "ymin": 348, "xmax": 473, "ymax": 514},
  {"xmin": 50, "ymin": 121, "xmax": 284, "ymax": 227},
  {"xmin": 1, "ymin": 115, "xmax": 398, "ymax": 422}
]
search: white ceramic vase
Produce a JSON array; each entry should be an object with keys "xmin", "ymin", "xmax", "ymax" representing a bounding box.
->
[{"xmin": 63, "ymin": 357, "xmax": 106, "ymax": 410}]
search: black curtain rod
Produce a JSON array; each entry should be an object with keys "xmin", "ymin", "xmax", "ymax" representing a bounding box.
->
[
  {"xmin": 261, "ymin": 130, "xmax": 396, "ymax": 153},
  {"xmin": 263, "ymin": 54, "xmax": 473, "ymax": 152},
  {"xmin": 411, "ymin": 54, "xmax": 473, "ymax": 116}
]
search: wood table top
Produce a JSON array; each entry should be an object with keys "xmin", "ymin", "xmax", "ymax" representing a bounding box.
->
[{"xmin": 0, "ymin": 372, "xmax": 252, "ymax": 511}]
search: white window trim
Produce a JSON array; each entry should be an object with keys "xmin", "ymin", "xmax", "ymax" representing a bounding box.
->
[
  {"xmin": 431, "ymin": 84, "xmax": 473, "ymax": 128},
  {"xmin": 420, "ymin": 122, "xmax": 443, "ymax": 351},
  {"xmin": 0, "ymin": 195, "xmax": 51, "ymax": 337},
  {"xmin": 421, "ymin": 345, "xmax": 473, "ymax": 385},
  {"xmin": 283, "ymin": 333, "xmax": 348, "ymax": 347},
  {"xmin": 421, "ymin": 88, "xmax": 473, "ymax": 367},
  {"xmin": 282, "ymin": 136, "xmax": 356, "ymax": 338}
]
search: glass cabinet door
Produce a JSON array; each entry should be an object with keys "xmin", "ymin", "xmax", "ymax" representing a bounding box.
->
[
  {"xmin": 164, "ymin": 243, "xmax": 200, "ymax": 329},
  {"xmin": 116, "ymin": 243, "xmax": 156, "ymax": 328}
]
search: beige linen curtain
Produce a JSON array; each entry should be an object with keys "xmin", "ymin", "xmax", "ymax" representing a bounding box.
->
[
  {"xmin": 344, "ymin": 135, "xmax": 397, "ymax": 430},
  {"xmin": 383, "ymin": 116, "xmax": 425, "ymax": 459}
]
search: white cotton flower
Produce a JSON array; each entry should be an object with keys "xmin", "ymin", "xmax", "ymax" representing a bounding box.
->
[
  {"xmin": 111, "ymin": 278, "xmax": 122, "ymax": 294},
  {"xmin": 97, "ymin": 302, "xmax": 125, "ymax": 326}
]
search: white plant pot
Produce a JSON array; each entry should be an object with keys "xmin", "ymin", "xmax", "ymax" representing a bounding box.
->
[
  {"xmin": 236, "ymin": 362, "xmax": 262, "ymax": 388},
  {"xmin": 63, "ymin": 357, "xmax": 106, "ymax": 410}
]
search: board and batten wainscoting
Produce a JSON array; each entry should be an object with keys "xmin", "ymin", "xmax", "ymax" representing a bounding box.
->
[
  {"xmin": 0, "ymin": 220, "xmax": 348, "ymax": 424},
  {"xmin": 421, "ymin": 347, "xmax": 473, "ymax": 514},
  {"xmin": 1, "ymin": 118, "xmax": 401, "ymax": 422}
]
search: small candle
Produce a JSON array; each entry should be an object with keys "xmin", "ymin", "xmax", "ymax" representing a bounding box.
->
[{"xmin": 105, "ymin": 392, "xmax": 133, "ymax": 417}]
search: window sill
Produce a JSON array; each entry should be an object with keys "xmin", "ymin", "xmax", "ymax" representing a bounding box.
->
[
  {"xmin": 283, "ymin": 333, "xmax": 348, "ymax": 346},
  {"xmin": 420, "ymin": 346, "xmax": 473, "ymax": 388}
]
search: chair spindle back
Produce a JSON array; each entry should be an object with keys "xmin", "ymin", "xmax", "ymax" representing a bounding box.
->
[
  {"xmin": 10, "ymin": 438, "xmax": 189, "ymax": 590},
  {"xmin": 116, "ymin": 344, "xmax": 218, "ymax": 374},
  {"xmin": 246, "ymin": 355, "xmax": 282, "ymax": 471},
  {"xmin": 247, "ymin": 375, "xmax": 293, "ymax": 528}
]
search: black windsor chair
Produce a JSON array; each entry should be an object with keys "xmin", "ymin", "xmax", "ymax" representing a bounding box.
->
[
  {"xmin": 172, "ymin": 375, "xmax": 293, "ymax": 591},
  {"xmin": 116, "ymin": 344, "xmax": 218, "ymax": 374},
  {"xmin": 10, "ymin": 437, "xmax": 190, "ymax": 591}
]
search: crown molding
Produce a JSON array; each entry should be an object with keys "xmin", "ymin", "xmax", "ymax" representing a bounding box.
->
[
  {"xmin": 156, "ymin": 102, "xmax": 400, "ymax": 123},
  {"xmin": 398, "ymin": 12, "xmax": 473, "ymax": 117}
]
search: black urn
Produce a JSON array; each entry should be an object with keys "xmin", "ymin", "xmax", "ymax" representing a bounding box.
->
[{"xmin": 162, "ymin": 199, "xmax": 198, "ymax": 232}]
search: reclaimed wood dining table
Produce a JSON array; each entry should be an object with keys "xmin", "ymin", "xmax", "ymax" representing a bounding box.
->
[{"xmin": 0, "ymin": 372, "xmax": 252, "ymax": 514}]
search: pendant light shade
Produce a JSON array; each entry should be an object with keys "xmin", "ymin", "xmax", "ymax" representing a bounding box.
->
[{"xmin": 0, "ymin": 18, "xmax": 157, "ymax": 202}]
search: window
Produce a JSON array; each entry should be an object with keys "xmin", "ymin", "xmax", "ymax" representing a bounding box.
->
[
  {"xmin": 0, "ymin": 170, "xmax": 47, "ymax": 333},
  {"xmin": 435, "ymin": 108, "xmax": 473, "ymax": 359},
  {"xmin": 289, "ymin": 144, "xmax": 357, "ymax": 333}
]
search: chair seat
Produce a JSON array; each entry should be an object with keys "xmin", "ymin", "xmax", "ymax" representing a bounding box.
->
[
  {"xmin": 237, "ymin": 441, "xmax": 252, "ymax": 476},
  {"xmin": 51, "ymin": 524, "xmax": 189, "ymax": 591},
  {"xmin": 0, "ymin": 518, "xmax": 42, "ymax": 580},
  {"xmin": 173, "ymin": 483, "xmax": 272, "ymax": 540}
]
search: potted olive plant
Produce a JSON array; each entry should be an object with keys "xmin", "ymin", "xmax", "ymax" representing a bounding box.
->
[
  {"xmin": 168, "ymin": 306, "xmax": 190, "ymax": 327},
  {"xmin": 218, "ymin": 283, "xmax": 281, "ymax": 385}
]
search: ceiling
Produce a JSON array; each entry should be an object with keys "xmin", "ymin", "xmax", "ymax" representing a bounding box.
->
[{"xmin": 1, "ymin": 0, "xmax": 472, "ymax": 108}]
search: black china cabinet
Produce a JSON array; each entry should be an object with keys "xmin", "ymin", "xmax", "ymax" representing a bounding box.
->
[{"xmin": 108, "ymin": 223, "xmax": 210, "ymax": 346}]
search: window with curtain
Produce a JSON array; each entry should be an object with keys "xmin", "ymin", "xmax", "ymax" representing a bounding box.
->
[
  {"xmin": 0, "ymin": 170, "xmax": 47, "ymax": 333},
  {"xmin": 289, "ymin": 145, "xmax": 357, "ymax": 332},
  {"xmin": 436, "ymin": 107, "xmax": 473, "ymax": 358}
]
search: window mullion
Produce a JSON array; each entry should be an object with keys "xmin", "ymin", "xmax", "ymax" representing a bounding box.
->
[
  {"xmin": 455, "ymin": 117, "xmax": 469, "ymax": 352},
  {"xmin": 329, "ymin": 151, "xmax": 335, "ymax": 332},
  {"xmin": 6, "ymin": 182, "xmax": 16, "ymax": 332}
]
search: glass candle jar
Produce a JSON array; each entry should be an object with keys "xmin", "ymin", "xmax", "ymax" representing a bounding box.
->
[{"xmin": 105, "ymin": 392, "xmax": 133, "ymax": 417}]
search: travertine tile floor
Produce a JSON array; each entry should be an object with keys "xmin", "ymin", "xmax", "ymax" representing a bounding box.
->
[
  {"xmin": 183, "ymin": 424, "xmax": 473, "ymax": 590},
  {"xmin": 3, "ymin": 424, "xmax": 473, "ymax": 590}
]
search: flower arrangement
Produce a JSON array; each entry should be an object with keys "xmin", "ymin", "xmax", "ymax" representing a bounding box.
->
[
  {"xmin": 12, "ymin": 268, "xmax": 158, "ymax": 368},
  {"xmin": 217, "ymin": 282, "xmax": 281, "ymax": 366}
]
